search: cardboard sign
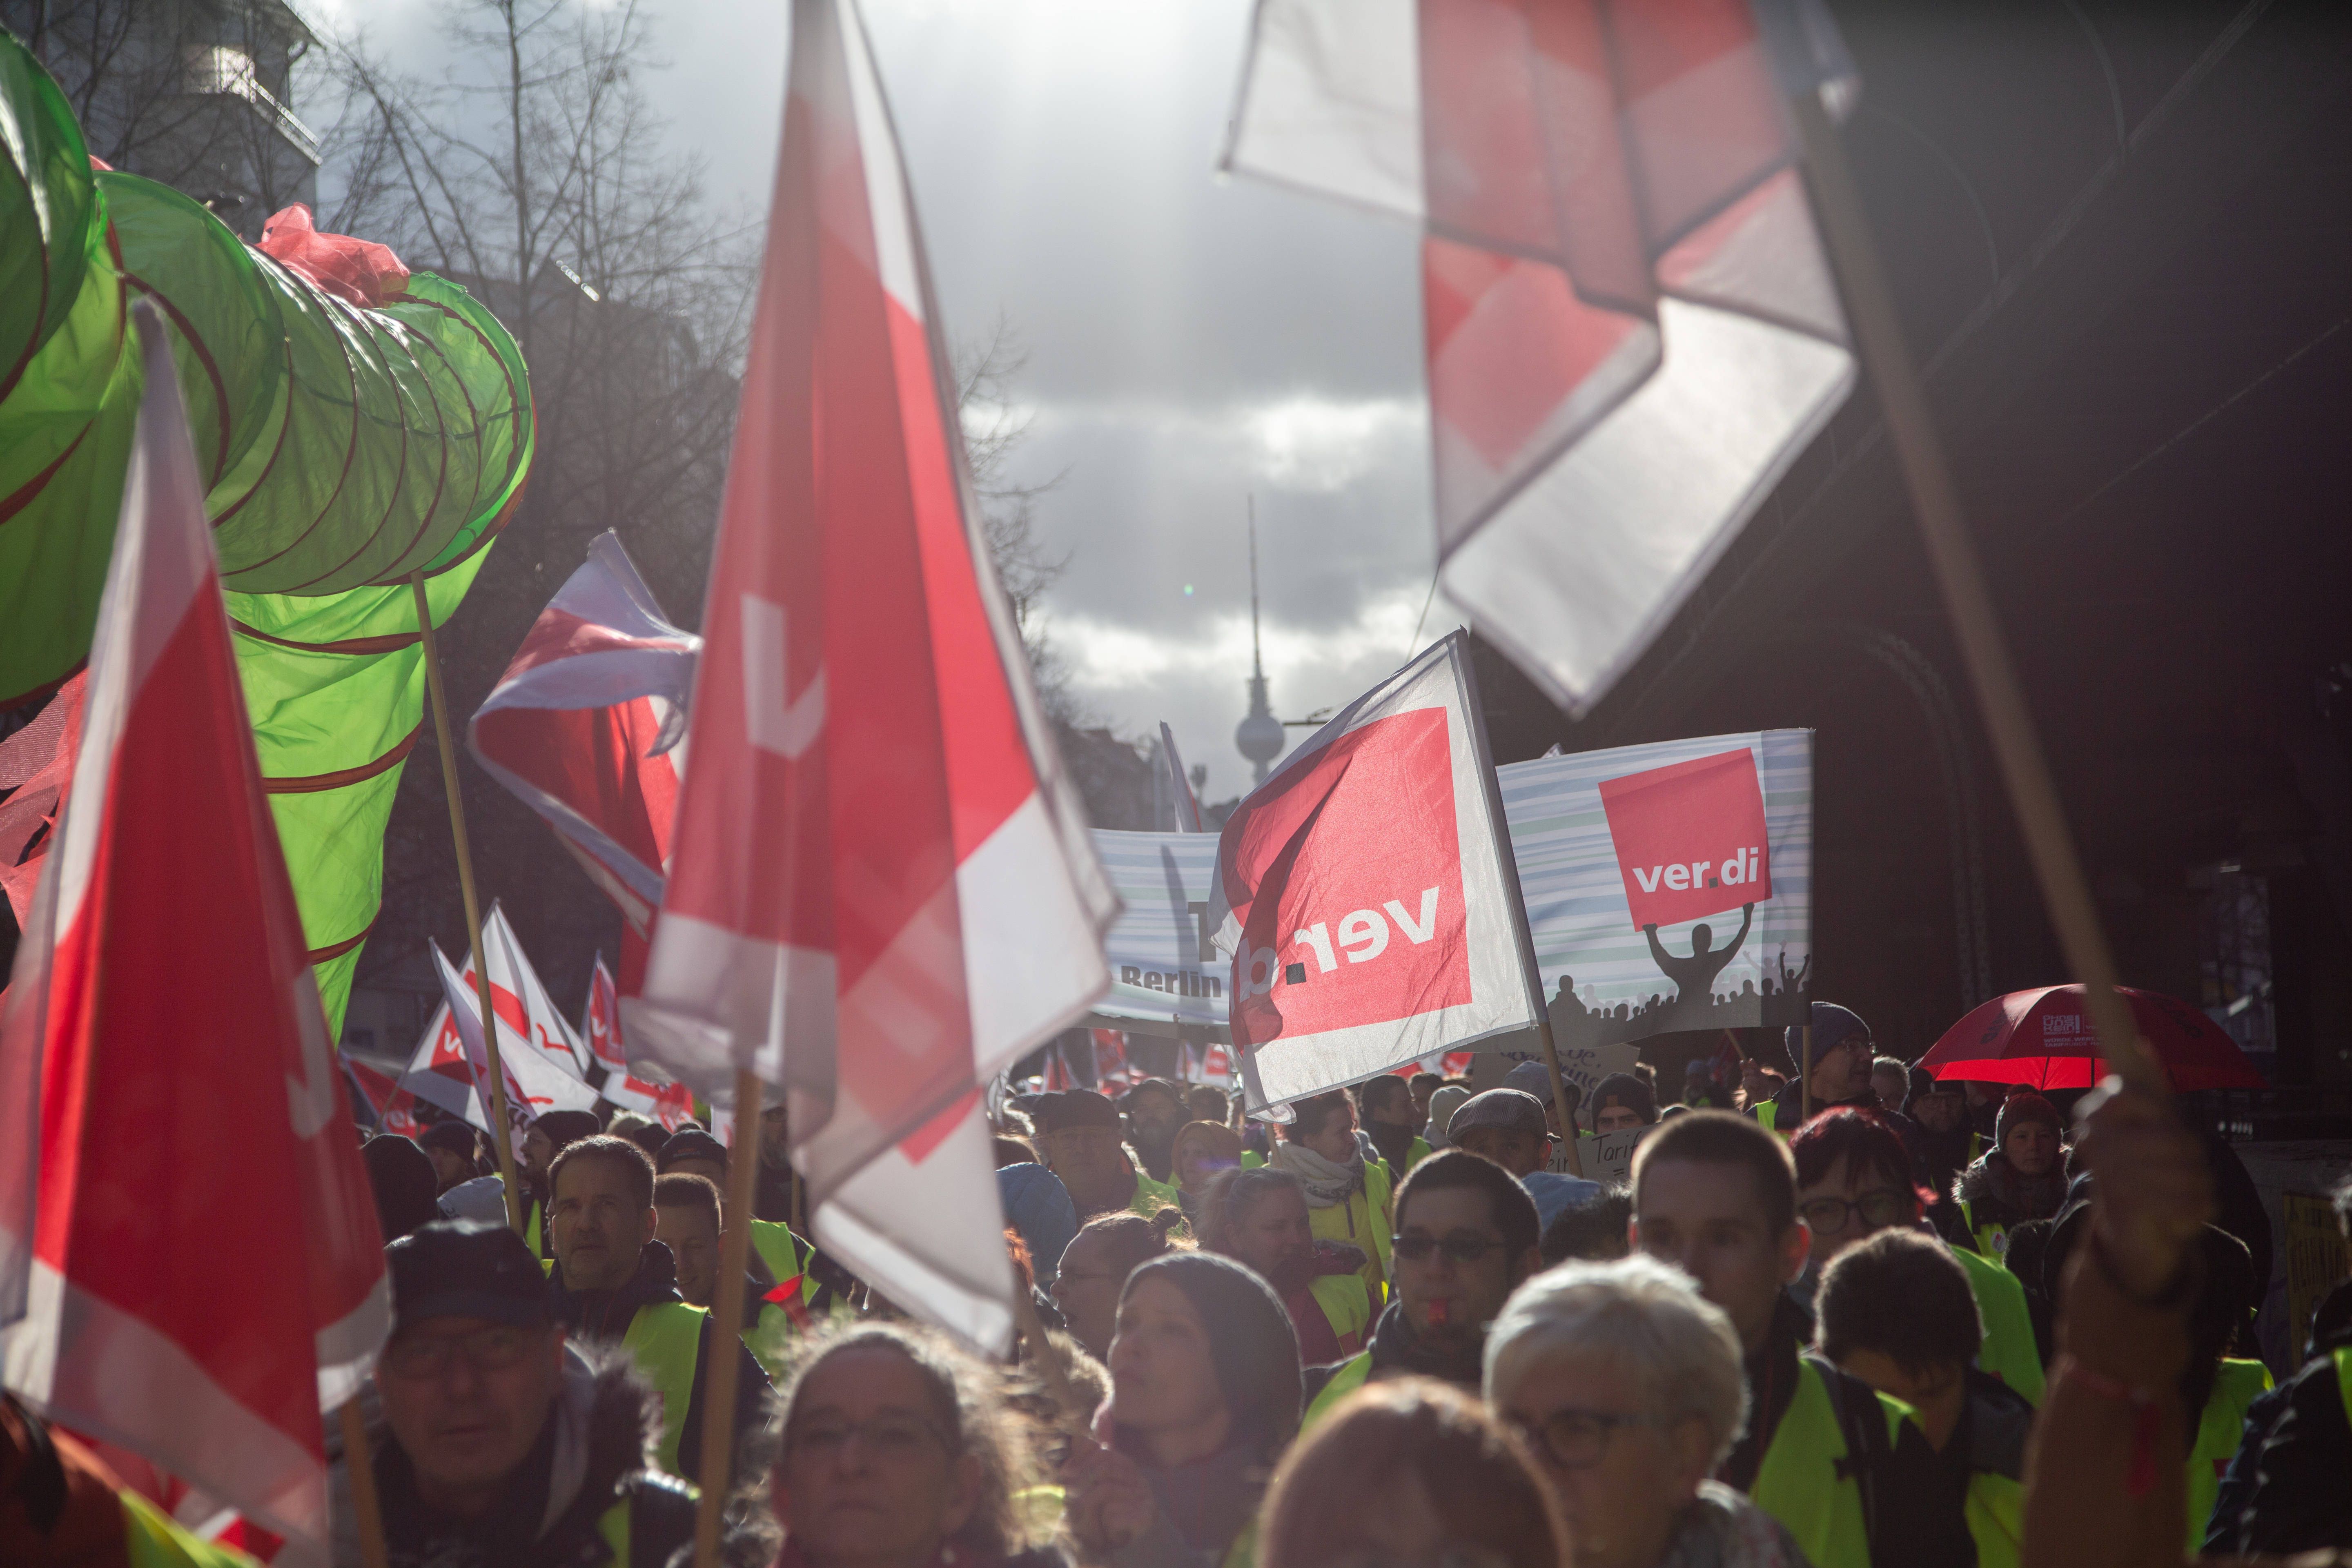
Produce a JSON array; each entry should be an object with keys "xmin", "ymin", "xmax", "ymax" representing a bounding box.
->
[
  {"xmin": 1597, "ymin": 748, "xmax": 1772, "ymax": 931},
  {"xmin": 1576, "ymin": 1125, "xmax": 1652, "ymax": 1185}
]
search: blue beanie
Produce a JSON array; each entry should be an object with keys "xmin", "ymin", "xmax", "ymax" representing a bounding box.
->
[{"xmin": 1786, "ymin": 1002, "xmax": 1870, "ymax": 1067}]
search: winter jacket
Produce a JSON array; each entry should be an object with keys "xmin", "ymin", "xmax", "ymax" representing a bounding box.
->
[
  {"xmin": 550, "ymin": 1239, "xmax": 773, "ymax": 1486},
  {"xmin": 2203, "ymin": 1320, "xmax": 2352, "ymax": 1555},
  {"xmin": 343, "ymin": 1343, "xmax": 700, "ymax": 1568}
]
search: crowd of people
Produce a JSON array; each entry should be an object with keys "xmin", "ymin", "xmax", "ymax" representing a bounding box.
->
[{"xmin": 11, "ymin": 1002, "xmax": 2351, "ymax": 1568}]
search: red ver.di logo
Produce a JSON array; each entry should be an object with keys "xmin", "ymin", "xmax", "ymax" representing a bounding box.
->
[
  {"xmin": 1223, "ymin": 708, "xmax": 1470, "ymax": 1045},
  {"xmin": 1596, "ymin": 748, "xmax": 1772, "ymax": 932}
]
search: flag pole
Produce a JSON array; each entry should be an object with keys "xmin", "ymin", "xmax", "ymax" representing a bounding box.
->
[
  {"xmin": 1450, "ymin": 631, "xmax": 1584, "ymax": 1178},
  {"xmin": 694, "ymin": 1068, "xmax": 765, "ymax": 1568},
  {"xmin": 1800, "ymin": 1025, "xmax": 1813, "ymax": 1123},
  {"xmin": 1788, "ymin": 95, "xmax": 2162, "ymax": 1098},
  {"xmin": 409, "ymin": 572, "xmax": 529, "ymax": 1232},
  {"xmin": 338, "ymin": 1398, "xmax": 390, "ymax": 1568}
]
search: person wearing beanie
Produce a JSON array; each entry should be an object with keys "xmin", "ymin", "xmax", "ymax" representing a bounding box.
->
[
  {"xmin": 1063, "ymin": 1251, "xmax": 1303, "ymax": 1568},
  {"xmin": 363, "ymin": 1133, "xmax": 443, "ymax": 1243},
  {"xmin": 1760, "ymin": 1003, "xmax": 1925, "ymax": 1160},
  {"xmin": 1589, "ymin": 1071, "xmax": 1658, "ymax": 1132},
  {"xmin": 417, "ymin": 1119, "xmax": 483, "ymax": 1194},
  {"xmin": 358, "ymin": 1221, "xmax": 700, "ymax": 1568},
  {"xmin": 1423, "ymin": 1084, "xmax": 1472, "ymax": 1151},
  {"xmin": 1034, "ymin": 1089, "xmax": 1182, "ymax": 1222},
  {"xmin": 1949, "ymin": 1092, "xmax": 2067, "ymax": 1258}
]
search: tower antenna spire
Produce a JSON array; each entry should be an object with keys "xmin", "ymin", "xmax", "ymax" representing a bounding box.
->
[{"xmin": 1234, "ymin": 494, "xmax": 1283, "ymax": 784}]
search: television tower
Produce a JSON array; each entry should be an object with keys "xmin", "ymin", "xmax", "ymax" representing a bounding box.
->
[{"xmin": 1234, "ymin": 497, "xmax": 1284, "ymax": 784}]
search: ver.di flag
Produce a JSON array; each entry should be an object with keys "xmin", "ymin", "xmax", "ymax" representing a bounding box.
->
[
  {"xmin": 587, "ymin": 954, "xmax": 695, "ymax": 1129},
  {"xmin": 1223, "ymin": 0, "xmax": 1858, "ymax": 713},
  {"xmin": 399, "ymin": 906, "xmax": 602, "ymax": 1141},
  {"xmin": 624, "ymin": 0, "xmax": 1116, "ymax": 1351},
  {"xmin": 0, "ymin": 307, "xmax": 388, "ymax": 1553},
  {"xmin": 1210, "ymin": 632, "xmax": 1542, "ymax": 1112}
]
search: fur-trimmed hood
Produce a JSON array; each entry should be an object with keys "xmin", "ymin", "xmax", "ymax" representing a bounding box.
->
[{"xmin": 330, "ymin": 1341, "xmax": 678, "ymax": 1567}]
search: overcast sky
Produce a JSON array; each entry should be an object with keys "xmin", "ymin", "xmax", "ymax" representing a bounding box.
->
[{"xmin": 309, "ymin": 0, "xmax": 1462, "ymax": 804}]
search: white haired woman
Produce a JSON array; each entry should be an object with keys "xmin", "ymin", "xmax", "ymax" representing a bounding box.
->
[{"xmin": 1486, "ymin": 1256, "xmax": 1807, "ymax": 1568}]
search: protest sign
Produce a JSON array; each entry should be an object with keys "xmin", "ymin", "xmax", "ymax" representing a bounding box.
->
[
  {"xmin": 1090, "ymin": 830, "xmax": 1225, "ymax": 1036},
  {"xmin": 1576, "ymin": 1125, "xmax": 1653, "ymax": 1186},
  {"xmin": 1501, "ymin": 731, "xmax": 1813, "ymax": 1054}
]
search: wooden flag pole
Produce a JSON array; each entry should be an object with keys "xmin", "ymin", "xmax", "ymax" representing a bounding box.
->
[
  {"xmin": 410, "ymin": 572, "xmax": 528, "ymax": 1233},
  {"xmin": 339, "ymin": 1398, "xmax": 390, "ymax": 1568},
  {"xmin": 693, "ymin": 1068, "xmax": 766, "ymax": 1568},
  {"xmin": 1789, "ymin": 95, "xmax": 2163, "ymax": 1098},
  {"xmin": 1534, "ymin": 1017, "xmax": 1586, "ymax": 1180}
]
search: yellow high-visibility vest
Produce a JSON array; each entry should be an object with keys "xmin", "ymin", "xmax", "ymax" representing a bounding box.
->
[{"xmin": 621, "ymin": 1300, "xmax": 709, "ymax": 1477}]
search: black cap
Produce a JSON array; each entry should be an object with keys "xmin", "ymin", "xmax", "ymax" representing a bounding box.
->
[
  {"xmin": 1033, "ymin": 1090, "xmax": 1121, "ymax": 1136},
  {"xmin": 657, "ymin": 1127, "xmax": 728, "ymax": 1174},
  {"xmin": 387, "ymin": 1221, "xmax": 553, "ymax": 1333}
]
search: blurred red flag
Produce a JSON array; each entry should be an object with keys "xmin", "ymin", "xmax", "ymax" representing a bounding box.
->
[
  {"xmin": 625, "ymin": 0, "xmax": 1116, "ymax": 1350},
  {"xmin": 1224, "ymin": 0, "xmax": 1858, "ymax": 714},
  {"xmin": 0, "ymin": 307, "xmax": 388, "ymax": 1551}
]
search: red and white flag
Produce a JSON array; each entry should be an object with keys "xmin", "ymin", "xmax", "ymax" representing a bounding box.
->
[
  {"xmin": 624, "ymin": 0, "xmax": 1116, "ymax": 1350},
  {"xmin": 586, "ymin": 956, "xmax": 695, "ymax": 1129},
  {"xmin": 400, "ymin": 908, "xmax": 601, "ymax": 1143},
  {"xmin": 1210, "ymin": 632, "xmax": 1543, "ymax": 1113},
  {"xmin": 0, "ymin": 307, "xmax": 388, "ymax": 1552},
  {"xmin": 1223, "ymin": 0, "xmax": 1858, "ymax": 713},
  {"xmin": 469, "ymin": 530, "xmax": 697, "ymax": 953}
]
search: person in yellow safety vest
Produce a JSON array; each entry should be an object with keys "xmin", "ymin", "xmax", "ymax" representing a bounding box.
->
[
  {"xmin": 1031, "ymin": 1088, "xmax": 1185, "ymax": 1225},
  {"xmin": 2205, "ymin": 1293, "xmax": 2352, "ymax": 1554},
  {"xmin": 1789, "ymin": 1109, "xmax": 2045, "ymax": 1404},
  {"xmin": 2, "ymin": 1392, "xmax": 270, "ymax": 1566},
  {"xmin": 1487, "ymin": 1255, "xmax": 1817, "ymax": 1568},
  {"xmin": 545, "ymin": 1136, "xmax": 772, "ymax": 1482},
  {"xmin": 1118, "ymin": 1077, "xmax": 1192, "ymax": 1189},
  {"xmin": 1269, "ymin": 1091, "xmax": 1394, "ymax": 1302},
  {"xmin": 770, "ymin": 1323, "xmax": 1069, "ymax": 1568},
  {"xmin": 1816, "ymin": 1228, "xmax": 2038, "ymax": 1568},
  {"xmin": 1950, "ymin": 1093, "xmax": 2068, "ymax": 1262},
  {"xmin": 1198, "ymin": 1165, "xmax": 1374, "ymax": 1365},
  {"xmin": 1303, "ymin": 1150, "xmax": 1545, "ymax": 1429},
  {"xmin": 364, "ymin": 1221, "xmax": 701, "ymax": 1568},
  {"xmin": 1354, "ymin": 1075, "xmax": 1433, "ymax": 1179},
  {"xmin": 650, "ymin": 1172, "xmax": 800, "ymax": 1380},
  {"xmin": 1630, "ymin": 1110, "xmax": 1973, "ymax": 1568},
  {"xmin": 655, "ymin": 1127, "xmax": 833, "ymax": 1323}
]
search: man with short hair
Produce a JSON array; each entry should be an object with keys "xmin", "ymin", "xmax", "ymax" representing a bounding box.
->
[
  {"xmin": 1539, "ymin": 1185, "xmax": 1633, "ymax": 1265},
  {"xmin": 1303, "ymin": 1149, "xmax": 1543, "ymax": 1424},
  {"xmin": 1408, "ymin": 1071, "xmax": 1442, "ymax": 1122},
  {"xmin": 1630, "ymin": 1110, "xmax": 1969, "ymax": 1568},
  {"xmin": 1118, "ymin": 1078, "xmax": 1189, "ymax": 1184},
  {"xmin": 652, "ymin": 1171, "xmax": 798, "ymax": 1379},
  {"xmin": 1447, "ymin": 1088, "xmax": 1601, "ymax": 1232},
  {"xmin": 371, "ymin": 1221, "xmax": 696, "ymax": 1567},
  {"xmin": 1817, "ymin": 1229, "xmax": 2033, "ymax": 1568},
  {"xmin": 1869, "ymin": 1056, "xmax": 1911, "ymax": 1113},
  {"xmin": 1034, "ymin": 1089, "xmax": 1179, "ymax": 1221},
  {"xmin": 518, "ymin": 1109, "xmax": 602, "ymax": 1258},
  {"xmin": 545, "ymin": 1137, "xmax": 771, "ymax": 1480},
  {"xmin": 653, "ymin": 1127, "xmax": 831, "ymax": 1316}
]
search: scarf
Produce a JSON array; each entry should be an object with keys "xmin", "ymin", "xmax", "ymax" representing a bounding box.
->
[
  {"xmin": 1269, "ymin": 1141, "xmax": 1363, "ymax": 1209},
  {"xmin": 1960, "ymin": 1150, "xmax": 2067, "ymax": 1224}
]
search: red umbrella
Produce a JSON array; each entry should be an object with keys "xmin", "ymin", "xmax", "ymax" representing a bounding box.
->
[{"xmin": 1920, "ymin": 984, "xmax": 2267, "ymax": 1092}]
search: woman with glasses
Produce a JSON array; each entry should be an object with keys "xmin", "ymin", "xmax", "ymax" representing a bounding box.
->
[
  {"xmin": 764, "ymin": 1323, "xmax": 1062, "ymax": 1568},
  {"xmin": 1789, "ymin": 1109, "xmax": 2045, "ymax": 1404},
  {"xmin": 1485, "ymin": 1256, "xmax": 1809, "ymax": 1568},
  {"xmin": 1257, "ymin": 1378, "xmax": 1566, "ymax": 1568}
]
